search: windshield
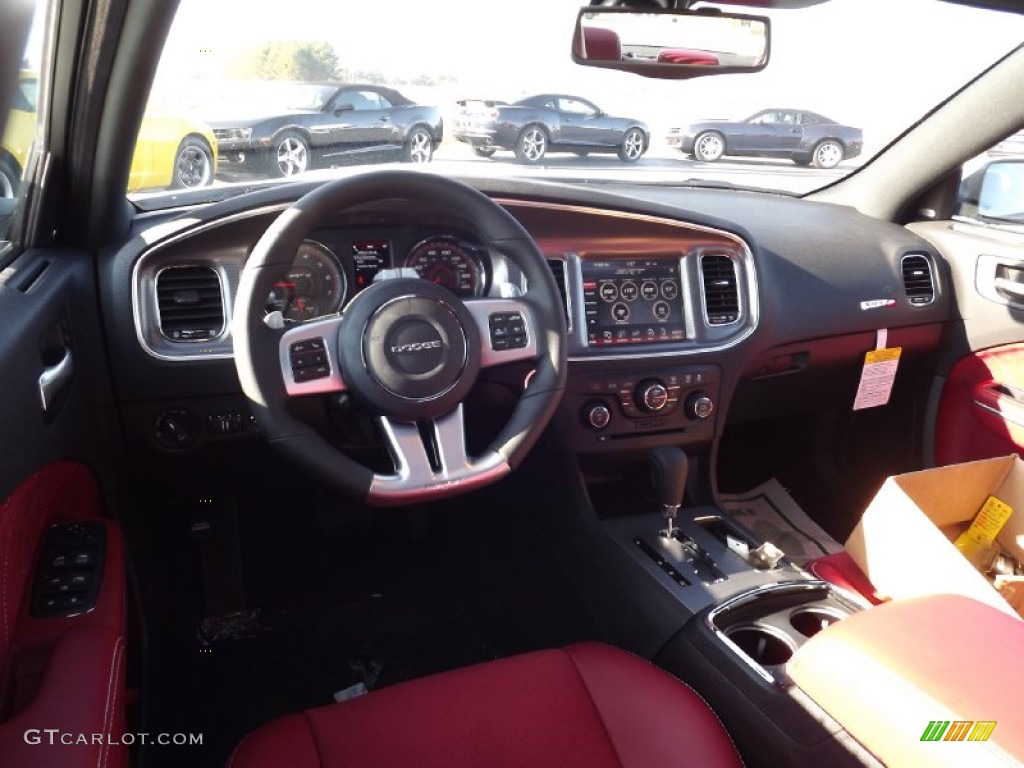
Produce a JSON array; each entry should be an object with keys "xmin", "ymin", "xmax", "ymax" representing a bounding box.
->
[{"xmin": 123, "ymin": 0, "xmax": 1024, "ymax": 205}]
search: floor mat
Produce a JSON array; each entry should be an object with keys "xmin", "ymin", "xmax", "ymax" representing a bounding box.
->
[{"xmin": 719, "ymin": 478, "xmax": 845, "ymax": 565}]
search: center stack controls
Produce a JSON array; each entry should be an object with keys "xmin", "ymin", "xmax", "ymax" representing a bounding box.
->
[{"xmin": 571, "ymin": 365, "xmax": 721, "ymax": 450}]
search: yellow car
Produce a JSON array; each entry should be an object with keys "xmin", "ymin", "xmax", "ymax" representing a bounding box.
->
[{"xmin": 2, "ymin": 72, "xmax": 216, "ymax": 197}]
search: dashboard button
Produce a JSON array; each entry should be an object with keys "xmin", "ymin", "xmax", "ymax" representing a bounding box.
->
[
  {"xmin": 636, "ymin": 380, "xmax": 670, "ymax": 412},
  {"xmin": 686, "ymin": 392, "xmax": 715, "ymax": 420},
  {"xmin": 582, "ymin": 401, "xmax": 612, "ymax": 430}
]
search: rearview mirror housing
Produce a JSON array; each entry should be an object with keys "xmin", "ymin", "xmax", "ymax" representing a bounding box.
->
[{"xmin": 572, "ymin": 7, "xmax": 770, "ymax": 80}]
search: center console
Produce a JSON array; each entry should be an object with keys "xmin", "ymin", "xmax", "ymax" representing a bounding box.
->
[{"xmin": 569, "ymin": 443, "xmax": 876, "ymax": 767}]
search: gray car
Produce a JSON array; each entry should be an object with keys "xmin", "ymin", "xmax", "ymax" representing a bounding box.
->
[
  {"xmin": 453, "ymin": 93, "xmax": 648, "ymax": 164},
  {"xmin": 667, "ymin": 108, "xmax": 863, "ymax": 169}
]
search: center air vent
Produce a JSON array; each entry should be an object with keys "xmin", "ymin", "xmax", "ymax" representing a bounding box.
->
[
  {"xmin": 156, "ymin": 266, "xmax": 225, "ymax": 342},
  {"xmin": 901, "ymin": 254, "xmax": 935, "ymax": 306},
  {"xmin": 700, "ymin": 252, "xmax": 740, "ymax": 325},
  {"xmin": 546, "ymin": 258, "xmax": 572, "ymax": 331}
]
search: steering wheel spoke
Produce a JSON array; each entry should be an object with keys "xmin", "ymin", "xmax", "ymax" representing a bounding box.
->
[
  {"xmin": 278, "ymin": 315, "xmax": 348, "ymax": 396},
  {"xmin": 464, "ymin": 298, "xmax": 539, "ymax": 368},
  {"xmin": 372, "ymin": 405, "xmax": 508, "ymax": 504}
]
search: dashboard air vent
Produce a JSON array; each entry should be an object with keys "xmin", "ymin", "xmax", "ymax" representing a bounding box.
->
[
  {"xmin": 546, "ymin": 258, "xmax": 572, "ymax": 331},
  {"xmin": 902, "ymin": 254, "xmax": 934, "ymax": 306},
  {"xmin": 156, "ymin": 266, "xmax": 225, "ymax": 341},
  {"xmin": 700, "ymin": 253, "xmax": 740, "ymax": 325}
]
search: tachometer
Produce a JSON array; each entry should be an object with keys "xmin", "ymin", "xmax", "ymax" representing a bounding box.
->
[
  {"xmin": 404, "ymin": 237, "xmax": 484, "ymax": 297},
  {"xmin": 266, "ymin": 240, "xmax": 347, "ymax": 322}
]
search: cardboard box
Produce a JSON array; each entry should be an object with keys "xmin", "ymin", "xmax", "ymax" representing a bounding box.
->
[{"xmin": 846, "ymin": 455, "xmax": 1024, "ymax": 619}]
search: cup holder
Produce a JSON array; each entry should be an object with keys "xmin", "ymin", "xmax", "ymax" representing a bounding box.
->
[
  {"xmin": 789, "ymin": 608, "xmax": 844, "ymax": 638},
  {"xmin": 724, "ymin": 625, "xmax": 795, "ymax": 666}
]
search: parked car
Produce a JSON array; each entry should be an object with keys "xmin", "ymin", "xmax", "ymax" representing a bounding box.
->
[
  {"xmin": 666, "ymin": 108, "xmax": 863, "ymax": 169},
  {"xmin": 453, "ymin": 93, "xmax": 648, "ymax": 164},
  {"xmin": 2, "ymin": 71, "xmax": 216, "ymax": 196},
  {"xmin": 209, "ymin": 83, "xmax": 443, "ymax": 177}
]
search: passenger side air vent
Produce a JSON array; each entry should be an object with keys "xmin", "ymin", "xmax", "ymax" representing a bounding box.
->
[
  {"xmin": 156, "ymin": 266, "xmax": 225, "ymax": 341},
  {"xmin": 546, "ymin": 258, "xmax": 572, "ymax": 331},
  {"xmin": 901, "ymin": 254, "xmax": 934, "ymax": 306},
  {"xmin": 700, "ymin": 253, "xmax": 740, "ymax": 325}
]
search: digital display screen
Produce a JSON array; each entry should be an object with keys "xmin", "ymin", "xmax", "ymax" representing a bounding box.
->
[
  {"xmin": 582, "ymin": 258, "xmax": 685, "ymax": 346},
  {"xmin": 351, "ymin": 240, "xmax": 390, "ymax": 292}
]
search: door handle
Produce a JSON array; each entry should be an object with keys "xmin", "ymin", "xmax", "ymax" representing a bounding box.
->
[
  {"xmin": 994, "ymin": 276, "xmax": 1024, "ymax": 298},
  {"xmin": 38, "ymin": 348, "xmax": 73, "ymax": 412}
]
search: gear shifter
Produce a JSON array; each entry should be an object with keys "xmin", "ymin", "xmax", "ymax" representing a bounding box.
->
[
  {"xmin": 648, "ymin": 445, "xmax": 726, "ymax": 584},
  {"xmin": 649, "ymin": 445, "xmax": 688, "ymax": 538}
]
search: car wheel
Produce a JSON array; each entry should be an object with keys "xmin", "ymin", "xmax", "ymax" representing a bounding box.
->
[
  {"xmin": 403, "ymin": 127, "xmax": 434, "ymax": 163},
  {"xmin": 170, "ymin": 135, "xmax": 214, "ymax": 189},
  {"xmin": 0, "ymin": 155, "xmax": 20, "ymax": 198},
  {"xmin": 514, "ymin": 125, "xmax": 548, "ymax": 164},
  {"xmin": 812, "ymin": 139, "xmax": 844, "ymax": 169},
  {"xmin": 269, "ymin": 131, "xmax": 310, "ymax": 178},
  {"xmin": 618, "ymin": 128, "xmax": 646, "ymax": 163},
  {"xmin": 472, "ymin": 147, "xmax": 497, "ymax": 158},
  {"xmin": 694, "ymin": 131, "xmax": 725, "ymax": 162}
]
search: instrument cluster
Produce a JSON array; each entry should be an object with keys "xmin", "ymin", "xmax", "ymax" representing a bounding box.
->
[{"xmin": 265, "ymin": 228, "xmax": 491, "ymax": 322}]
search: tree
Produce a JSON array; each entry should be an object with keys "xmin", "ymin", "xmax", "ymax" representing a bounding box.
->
[{"xmin": 227, "ymin": 41, "xmax": 340, "ymax": 81}]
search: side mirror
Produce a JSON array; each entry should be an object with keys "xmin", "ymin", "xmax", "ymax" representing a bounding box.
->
[
  {"xmin": 333, "ymin": 103, "xmax": 355, "ymax": 114},
  {"xmin": 572, "ymin": 7, "xmax": 770, "ymax": 80},
  {"xmin": 978, "ymin": 160, "xmax": 1024, "ymax": 222}
]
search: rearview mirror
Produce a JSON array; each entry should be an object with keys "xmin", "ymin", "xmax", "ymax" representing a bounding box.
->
[
  {"xmin": 573, "ymin": 8, "xmax": 770, "ymax": 79},
  {"xmin": 333, "ymin": 103, "xmax": 355, "ymax": 114}
]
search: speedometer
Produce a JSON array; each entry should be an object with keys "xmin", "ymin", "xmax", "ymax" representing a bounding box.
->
[
  {"xmin": 404, "ymin": 237, "xmax": 484, "ymax": 297},
  {"xmin": 266, "ymin": 240, "xmax": 346, "ymax": 322}
]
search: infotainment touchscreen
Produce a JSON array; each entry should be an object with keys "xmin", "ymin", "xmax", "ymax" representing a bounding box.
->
[{"xmin": 581, "ymin": 258, "xmax": 685, "ymax": 346}]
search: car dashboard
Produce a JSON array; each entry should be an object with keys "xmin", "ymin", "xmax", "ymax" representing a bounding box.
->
[{"xmin": 106, "ymin": 175, "xmax": 950, "ymax": 464}]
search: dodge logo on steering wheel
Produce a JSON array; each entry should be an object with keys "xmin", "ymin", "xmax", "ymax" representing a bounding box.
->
[{"xmin": 390, "ymin": 340, "xmax": 444, "ymax": 354}]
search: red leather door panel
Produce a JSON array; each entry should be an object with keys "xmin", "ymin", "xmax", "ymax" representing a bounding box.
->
[
  {"xmin": 0, "ymin": 461, "xmax": 127, "ymax": 768},
  {"xmin": 936, "ymin": 342, "xmax": 1024, "ymax": 465}
]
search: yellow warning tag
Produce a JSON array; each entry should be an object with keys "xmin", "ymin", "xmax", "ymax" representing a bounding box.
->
[
  {"xmin": 955, "ymin": 495, "xmax": 1014, "ymax": 551},
  {"xmin": 865, "ymin": 347, "xmax": 902, "ymax": 364}
]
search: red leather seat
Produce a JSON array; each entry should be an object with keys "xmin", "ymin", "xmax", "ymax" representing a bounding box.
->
[{"xmin": 229, "ymin": 642, "xmax": 742, "ymax": 768}]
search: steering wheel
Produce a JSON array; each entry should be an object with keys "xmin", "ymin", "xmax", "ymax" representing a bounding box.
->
[{"xmin": 232, "ymin": 171, "xmax": 567, "ymax": 506}]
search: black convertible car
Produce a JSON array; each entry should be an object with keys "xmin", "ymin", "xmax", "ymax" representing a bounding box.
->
[
  {"xmin": 453, "ymin": 94, "xmax": 648, "ymax": 164},
  {"xmin": 667, "ymin": 108, "xmax": 863, "ymax": 168},
  {"xmin": 210, "ymin": 83, "xmax": 443, "ymax": 177}
]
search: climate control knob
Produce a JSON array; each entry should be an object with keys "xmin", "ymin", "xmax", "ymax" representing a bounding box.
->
[
  {"xmin": 582, "ymin": 401, "xmax": 612, "ymax": 431},
  {"xmin": 685, "ymin": 392, "xmax": 715, "ymax": 420},
  {"xmin": 635, "ymin": 379, "xmax": 670, "ymax": 413}
]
